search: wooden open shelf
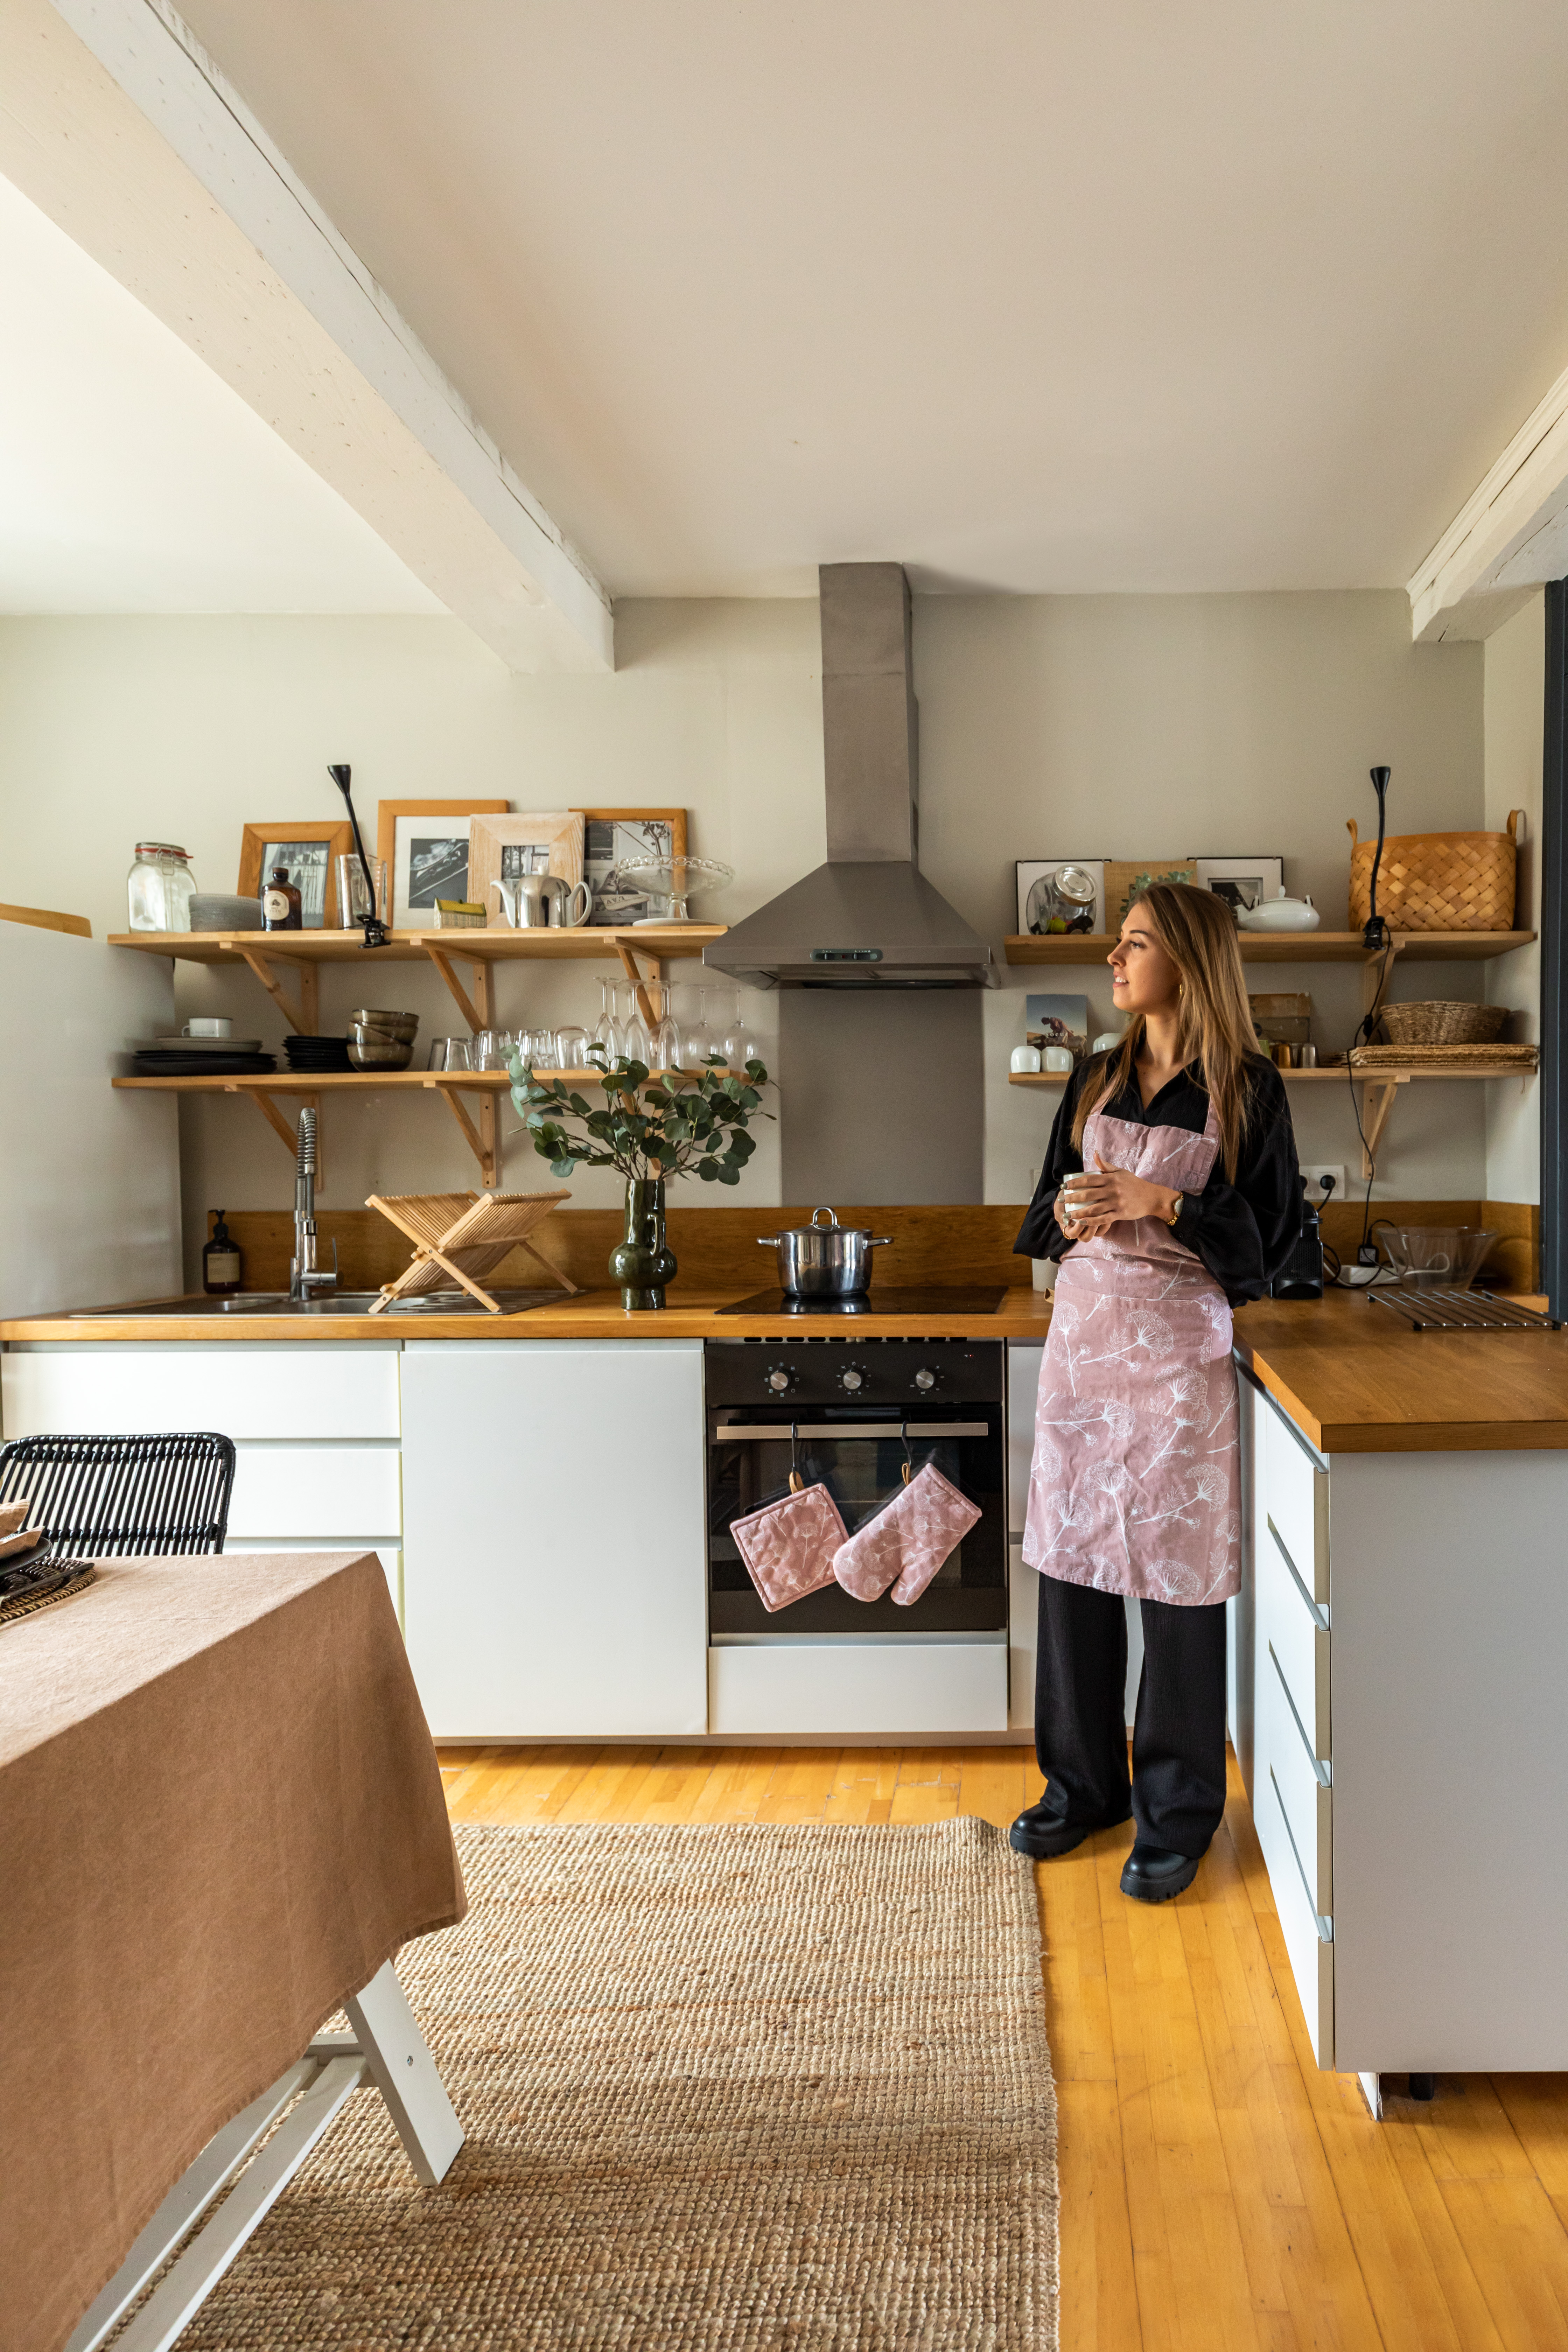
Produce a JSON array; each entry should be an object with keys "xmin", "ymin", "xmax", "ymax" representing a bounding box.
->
[
  {"xmin": 1004, "ymin": 931, "xmax": 1535, "ymax": 965},
  {"xmin": 1007, "ymin": 1059, "xmax": 1538, "ymax": 1177},
  {"xmin": 109, "ymin": 925, "xmax": 725, "ymax": 965}
]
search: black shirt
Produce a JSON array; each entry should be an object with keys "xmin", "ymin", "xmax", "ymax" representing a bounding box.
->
[{"xmin": 1013, "ymin": 1054, "xmax": 1302, "ymax": 1307}]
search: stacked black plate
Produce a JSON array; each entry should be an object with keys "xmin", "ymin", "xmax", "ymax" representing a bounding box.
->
[
  {"xmin": 134, "ymin": 1037, "xmax": 275, "ymax": 1076},
  {"xmin": 283, "ymin": 1035, "xmax": 355, "ymax": 1074}
]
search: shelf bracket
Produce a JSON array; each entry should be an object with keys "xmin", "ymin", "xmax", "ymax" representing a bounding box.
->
[
  {"xmin": 422, "ymin": 945, "xmax": 493, "ymax": 1034},
  {"xmin": 427, "ymin": 1080, "xmax": 498, "ymax": 1188},
  {"xmin": 614, "ymin": 938, "xmax": 662, "ymax": 1031},
  {"xmin": 1355, "ymin": 1077, "xmax": 1405, "ymax": 1178},
  {"xmin": 1360, "ymin": 933, "xmax": 1410, "ymax": 1024},
  {"xmin": 236, "ymin": 947, "xmax": 319, "ymax": 1037},
  {"xmin": 232, "ymin": 1087, "xmax": 322, "ymax": 1191}
]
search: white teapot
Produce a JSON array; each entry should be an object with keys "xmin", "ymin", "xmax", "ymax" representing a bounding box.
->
[{"xmin": 1237, "ymin": 889, "xmax": 1320, "ymax": 933}]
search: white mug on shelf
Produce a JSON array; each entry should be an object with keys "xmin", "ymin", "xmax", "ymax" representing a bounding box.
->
[
  {"xmin": 1043, "ymin": 1045, "xmax": 1074, "ymax": 1073},
  {"xmin": 1092, "ymin": 1030, "xmax": 1123, "ymax": 1053},
  {"xmin": 1010, "ymin": 1045, "xmax": 1042, "ymax": 1073},
  {"xmin": 183, "ymin": 1018, "xmax": 232, "ymax": 1038}
]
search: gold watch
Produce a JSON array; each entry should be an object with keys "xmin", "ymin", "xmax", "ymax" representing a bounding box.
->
[{"xmin": 1167, "ymin": 1191, "xmax": 1184, "ymax": 1227}]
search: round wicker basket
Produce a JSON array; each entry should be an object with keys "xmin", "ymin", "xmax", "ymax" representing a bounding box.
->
[
  {"xmin": 1378, "ymin": 1000, "xmax": 1508, "ymax": 1048},
  {"xmin": 1347, "ymin": 811, "xmax": 1522, "ymax": 932}
]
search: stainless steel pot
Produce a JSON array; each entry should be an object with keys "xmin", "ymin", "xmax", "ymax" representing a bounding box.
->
[{"xmin": 757, "ymin": 1206, "xmax": 894, "ymax": 1296}]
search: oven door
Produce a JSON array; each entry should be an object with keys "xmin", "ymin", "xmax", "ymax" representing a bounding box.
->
[{"xmin": 707, "ymin": 1406, "xmax": 1006, "ymax": 1636}]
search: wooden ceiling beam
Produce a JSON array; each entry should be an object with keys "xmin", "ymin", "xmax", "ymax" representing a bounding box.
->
[
  {"xmin": 1407, "ymin": 362, "xmax": 1568, "ymax": 643},
  {"xmin": 1, "ymin": 0, "xmax": 613, "ymax": 673}
]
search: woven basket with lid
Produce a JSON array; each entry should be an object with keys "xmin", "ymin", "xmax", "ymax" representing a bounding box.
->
[
  {"xmin": 1377, "ymin": 1000, "xmax": 1507, "ymax": 1048},
  {"xmin": 1347, "ymin": 810, "xmax": 1522, "ymax": 932}
]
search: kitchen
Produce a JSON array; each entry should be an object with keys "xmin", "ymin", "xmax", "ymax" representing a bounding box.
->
[{"xmin": 4, "ymin": 7, "xmax": 1568, "ymax": 2351}]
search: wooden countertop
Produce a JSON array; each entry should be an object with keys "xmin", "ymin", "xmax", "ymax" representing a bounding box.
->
[{"xmin": 6, "ymin": 1286, "xmax": 1566, "ymax": 1455}]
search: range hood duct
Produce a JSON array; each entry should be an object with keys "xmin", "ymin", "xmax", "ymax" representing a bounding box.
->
[{"xmin": 705, "ymin": 563, "xmax": 995, "ymax": 990}]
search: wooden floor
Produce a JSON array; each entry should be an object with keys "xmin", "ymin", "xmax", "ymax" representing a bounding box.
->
[{"xmin": 439, "ymin": 1742, "xmax": 1568, "ymax": 2351}]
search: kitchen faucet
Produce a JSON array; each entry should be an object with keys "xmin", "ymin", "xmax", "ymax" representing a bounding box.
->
[{"xmin": 289, "ymin": 1108, "xmax": 339, "ymax": 1302}]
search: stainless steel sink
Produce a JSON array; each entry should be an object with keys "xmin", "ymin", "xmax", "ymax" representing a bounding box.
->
[{"xmin": 70, "ymin": 1290, "xmax": 562, "ymax": 1318}]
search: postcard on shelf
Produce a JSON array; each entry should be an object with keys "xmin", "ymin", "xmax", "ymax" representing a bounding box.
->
[
  {"xmin": 1193, "ymin": 855, "xmax": 1284, "ymax": 916},
  {"xmin": 1025, "ymin": 994, "xmax": 1089, "ymax": 1056},
  {"xmin": 1015, "ymin": 859, "xmax": 1104, "ymax": 935}
]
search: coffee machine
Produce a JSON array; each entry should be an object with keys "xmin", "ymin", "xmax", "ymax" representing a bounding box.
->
[{"xmin": 1271, "ymin": 1175, "xmax": 1327, "ymax": 1300}]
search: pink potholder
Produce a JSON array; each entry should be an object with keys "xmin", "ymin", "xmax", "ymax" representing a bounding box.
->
[
  {"xmin": 832, "ymin": 1463, "xmax": 982, "ymax": 1607},
  {"xmin": 730, "ymin": 1481, "xmax": 848, "ymax": 1613}
]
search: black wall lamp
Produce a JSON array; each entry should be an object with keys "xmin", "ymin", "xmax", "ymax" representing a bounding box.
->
[{"xmin": 1361, "ymin": 764, "xmax": 1392, "ymax": 951}]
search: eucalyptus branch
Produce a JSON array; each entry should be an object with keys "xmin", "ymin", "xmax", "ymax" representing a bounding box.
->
[{"xmin": 509, "ymin": 1048, "xmax": 774, "ymax": 1188}]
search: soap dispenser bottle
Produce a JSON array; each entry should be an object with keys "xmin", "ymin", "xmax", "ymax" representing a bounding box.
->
[{"xmin": 203, "ymin": 1210, "xmax": 243, "ymax": 1296}]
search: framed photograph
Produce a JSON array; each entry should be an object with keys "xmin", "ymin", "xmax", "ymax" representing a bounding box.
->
[
  {"xmin": 1024, "ymin": 993, "xmax": 1090, "ymax": 1056},
  {"xmin": 579, "ymin": 807, "xmax": 688, "ymax": 926},
  {"xmin": 377, "ymin": 800, "xmax": 510, "ymax": 930},
  {"xmin": 237, "ymin": 822, "xmax": 352, "ymax": 929},
  {"xmin": 1104, "ymin": 860, "xmax": 1196, "ymax": 930},
  {"xmin": 1015, "ymin": 859, "xmax": 1105, "ymax": 935},
  {"xmin": 468, "ymin": 813, "xmax": 586, "ymax": 927},
  {"xmin": 1193, "ymin": 855, "xmax": 1284, "ymax": 917}
]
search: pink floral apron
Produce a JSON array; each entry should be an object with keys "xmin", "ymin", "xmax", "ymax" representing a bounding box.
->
[{"xmin": 1022, "ymin": 1095, "xmax": 1241, "ymax": 1606}]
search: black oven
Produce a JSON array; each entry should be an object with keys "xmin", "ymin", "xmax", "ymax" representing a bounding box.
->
[{"xmin": 704, "ymin": 1339, "xmax": 1006, "ymax": 1638}]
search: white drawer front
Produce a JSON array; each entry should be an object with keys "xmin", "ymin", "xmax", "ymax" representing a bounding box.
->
[
  {"xmin": 1255, "ymin": 1761, "xmax": 1334, "ymax": 2068},
  {"xmin": 1257, "ymin": 1512, "xmax": 1330, "ymax": 1759},
  {"xmin": 1258, "ymin": 1644, "xmax": 1332, "ymax": 1914},
  {"xmin": 1, "ymin": 1347, "xmax": 400, "ymax": 1441},
  {"xmin": 1261, "ymin": 1397, "xmax": 1328, "ymax": 1604},
  {"xmin": 228, "ymin": 1446, "xmax": 401, "ymax": 1539},
  {"xmin": 1006, "ymin": 1344, "xmax": 1043, "ymax": 1538},
  {"xmin": 709, "ymin": 1641, "xmax": 1008, "ymax": 1737}
]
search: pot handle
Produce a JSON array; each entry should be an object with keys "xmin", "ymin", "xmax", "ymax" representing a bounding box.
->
[
  {"xmin": 867, "ymin": 1236, "xmax": 895, "ymax": 1248},
  {"xmin": 757, "ymin": 1234, "xmax": 783, "ymax": 1246}
]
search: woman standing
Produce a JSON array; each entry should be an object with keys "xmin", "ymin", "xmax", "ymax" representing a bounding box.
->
[{"xmin": 1010, "ymin": 883, "xmax": 1301, "ymax": 1902}]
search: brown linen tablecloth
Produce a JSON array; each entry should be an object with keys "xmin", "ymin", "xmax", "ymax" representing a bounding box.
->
[{"xmin": 0, "ymin": 1550, "xmax": 467, "ymax": 2352}]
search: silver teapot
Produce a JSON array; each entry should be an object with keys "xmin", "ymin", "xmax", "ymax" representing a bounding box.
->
[{"xmin": 490, "ymin": 874, "xmax": 594, "ymax": 929}]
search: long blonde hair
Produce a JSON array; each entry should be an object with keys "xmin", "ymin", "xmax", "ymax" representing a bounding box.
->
[{"xmin": 1071, "ymin": 881, "xmax": 1264, "ymax": 1179}]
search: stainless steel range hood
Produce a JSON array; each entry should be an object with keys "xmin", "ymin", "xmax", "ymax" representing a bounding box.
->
[{"xmin": 705, "ymin": 564, "xmax": 995, "ymax": 990}]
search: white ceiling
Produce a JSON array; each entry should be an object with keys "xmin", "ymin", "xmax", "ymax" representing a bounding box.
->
[
  {"xmin": 0, "ymin": 169, "xmax": 445, "ymax": 614},
  {"xmin": 164, "ymin": 0, "xmax": 1568, "ymax": 601}
]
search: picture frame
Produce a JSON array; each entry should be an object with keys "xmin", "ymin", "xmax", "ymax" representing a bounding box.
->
[
  {"xmin": 578, "ymin": 807, "xmax": 689, "ymax": 926},
  {"xmin": 1015, "ymin": 859, "xmax": 1105, "ymax": 936},
  {"xmin": 1104, "ymin": 860, "xmax": 1196, "ymax": 929},
  {"xmin": 468, "ymin": 813, "xmax": 586, "ymax": 928},
  {"xmin": 1193, "ymin": 855, "xmax": 1284, "ymax": 917},
  {"xmin": 1024, "ymin": 993, "xmax": 1090, "ymax": 1056},
  {"xmin": 237, "ymin": 822, "xmax": 353, "ymax": 930},
  {"xmin": 376, "ymin": 800, "xmax": 510, "ymax": 931}
]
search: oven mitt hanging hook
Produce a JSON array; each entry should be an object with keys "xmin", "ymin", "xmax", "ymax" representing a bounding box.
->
[
  {"xmin": 901, "ymin": 1421, "xmax": 913, "ymax": 1486},
  {"xmin": 729, "ymin": 1421, "xmax": 847, "ymax": 1611},
  {"xmin": 789, "ymin": 1420, "xmax": 804, "ymax": 1494}
]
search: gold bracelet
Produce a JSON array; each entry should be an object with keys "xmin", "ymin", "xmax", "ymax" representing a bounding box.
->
[{"xmin": 1167, "ymin": 1191, "xmax": 1184, "ymax": 1227}]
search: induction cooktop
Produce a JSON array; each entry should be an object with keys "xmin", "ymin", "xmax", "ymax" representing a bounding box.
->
[{"xmin": 715, "ymin": 1286, "xmax": 1007, "ymax": 1317}]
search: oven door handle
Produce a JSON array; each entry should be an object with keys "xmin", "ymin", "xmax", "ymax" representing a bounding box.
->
[{"xmin": 712, "ymin": 1422, "xmax": 990, "ymax": 1440}]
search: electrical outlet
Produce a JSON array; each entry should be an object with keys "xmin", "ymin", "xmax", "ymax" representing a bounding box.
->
[{"xmin": 1299, "ymin": 1164, "xmax": 1345, "ymax": 1205}]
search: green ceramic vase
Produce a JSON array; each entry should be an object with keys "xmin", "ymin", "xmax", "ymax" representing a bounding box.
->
[{"xmin": 610, "ymin": 1177, "xmax": 678, "ymax": 1310}]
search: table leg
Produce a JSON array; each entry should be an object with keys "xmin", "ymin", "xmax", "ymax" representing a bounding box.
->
[{"xmin": 344, "ymin": 1958, "xmax": 465, "ymax": 2186}]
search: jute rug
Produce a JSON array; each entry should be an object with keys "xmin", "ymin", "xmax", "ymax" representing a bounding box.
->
[{"xmin": 178, "ymin": 1816, "xmax": 1057, "ymax": 2351}]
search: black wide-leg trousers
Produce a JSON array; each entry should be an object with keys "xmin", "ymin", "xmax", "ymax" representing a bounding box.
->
[{"xmin": 1033, "ymin": 1570, "xmax": 1229, "ymax": 1857}]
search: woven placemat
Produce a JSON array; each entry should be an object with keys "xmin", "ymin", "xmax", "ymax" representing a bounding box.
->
[
  {"xmin": 1351, "ymin": 1042, "xmax": 1538, "ymax": 1073},
  {"xmin": 0, "ymin": 1562, "xmax": 98, "ymax": 1628},
  {"xmin": 172, "ymin": 1815, "xmax": 1059, "ymax": 2351}
]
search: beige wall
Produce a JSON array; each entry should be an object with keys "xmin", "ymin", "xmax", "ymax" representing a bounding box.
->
[
  {"xmin": 1482, "ymin": 593, "xmax": 1544, "ymax": 1205},
  {"xmin": 913, "ymin": 590, "xmax": 1489, "ymax": 1206},
  {"xmin": 0, "ymin": 588, "xmax": 1498, "ymax": 1285}
]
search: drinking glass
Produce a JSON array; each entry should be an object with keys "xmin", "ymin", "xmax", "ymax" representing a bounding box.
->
[
  {"xmin": 427, "ymin": 1037, "xmax": 471, "ymax": 1071},
  {"xmin": 518, "ymin": 1027, "xmax": 556, "ymax": 1071},
  {"xmin": 591, "ymin": 974, "xmax": 621, "ymax": 1062},
  {"xmin": 615, "ymin": 981, "xmax": 652, "ymax": 1066},
  {"xmin": 669, "ymin": 982, "xmax": 713, "ymax": 1066},
  {"xmin": 719, "ymin": 991, "xmax": 761, "ymax": 1074},
  {"xmin": 335, "ymin": 854, "xmax": 389, "ymax": 929},
  {"xmin": 471, "ymin": 1030, "xmax": 513, "ymax": 1071},
  {"xmin": 555, "ymin": 1025, "xmax": 590, "ymax": 1071}
]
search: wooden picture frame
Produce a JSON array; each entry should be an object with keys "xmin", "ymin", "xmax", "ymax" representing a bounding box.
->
[
  {"xmin": 237, "ymin": 822, "xmax": 353, "ymax": 929},
  {"xmin": 376, "ymin": 799, "xmax": 510, "ymax": 930},
  {"xmin": 576, "ymin": 807, "xmax": 688, "ymax": 926},
  {"xmin": 468, "ymin": 813, "xmax": 586, "ymax": 928}
]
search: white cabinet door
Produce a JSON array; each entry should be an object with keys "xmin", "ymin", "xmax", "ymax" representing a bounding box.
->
[{"xmin": 400, "ymin": 1340, "xmax": 707, "ymax": 1740}]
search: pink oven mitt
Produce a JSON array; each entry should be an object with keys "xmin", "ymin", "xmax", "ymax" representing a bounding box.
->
[
  {"xmin": 731, "ymin": 1480, "xmax": 849, "ymax": 1613},
  {"xmin": 832, "ymin": 1463, "xmax": 981, "ymax": 1607}
]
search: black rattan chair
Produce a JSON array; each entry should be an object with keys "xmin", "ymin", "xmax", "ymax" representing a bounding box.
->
[{"xmin": 0, "ymin": 1432, "xmax": 236, "ymax": 1556}]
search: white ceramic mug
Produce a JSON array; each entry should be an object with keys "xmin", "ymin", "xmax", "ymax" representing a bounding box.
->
[
  {"xmin": 183, "ymin": 1018, "xmax": 232, "ymax": 1038},
  {"xmin": 1010, "ymin": 1045, "xmax": 1042, "ymax": 1073},
  {"xmin": 1043, "ymin": 1045, "xmax": 1074, "ymax": 1073},
  {"xmin": 1092, "ymin": 1030, "xmax": 1123, "ymax": 1053}
]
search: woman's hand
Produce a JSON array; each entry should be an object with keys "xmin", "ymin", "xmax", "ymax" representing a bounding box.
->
[{"xmin": 1058, "ymin": 1155, "xmax": 1179, "ymax": 1236}]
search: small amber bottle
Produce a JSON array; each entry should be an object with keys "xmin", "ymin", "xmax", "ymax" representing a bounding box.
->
[
  {"xmin": 203, "ymin": 1210, "xmax": 243, "ymax": 1296},
  {"xmin": 262, "ymin": 865, "xmax": 303, "ymax": 930}
]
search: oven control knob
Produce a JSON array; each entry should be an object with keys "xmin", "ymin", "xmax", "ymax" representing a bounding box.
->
[
  {"xmin": 913, "ymin": 1367, "xmax": 937, "ymax": 1392},
  {"xmin": 838, "ymin": 1364, "xmax": 867, "ymax": 1393},
  {"xmin": 764, "ymin": 1365, "xmax": 794, "ymax": 1393}
]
